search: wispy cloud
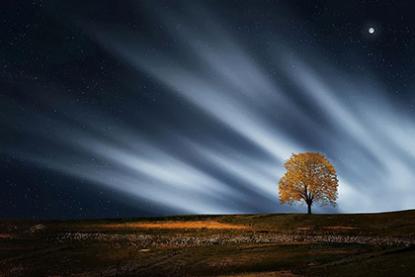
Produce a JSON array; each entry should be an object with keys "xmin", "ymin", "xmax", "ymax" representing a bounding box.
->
[{"xmin": 4, "ymin": 1, "xmax": 415, "ymax": 215}]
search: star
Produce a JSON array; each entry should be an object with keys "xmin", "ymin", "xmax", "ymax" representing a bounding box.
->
[{"xmin": 368, "ymin": 27, "xmax": 375, "ymax": 34}]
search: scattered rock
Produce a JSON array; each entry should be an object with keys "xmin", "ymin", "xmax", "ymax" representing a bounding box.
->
[{"xmin": 30, "ymin": 224, "xmax": 46, "ymax": 233}]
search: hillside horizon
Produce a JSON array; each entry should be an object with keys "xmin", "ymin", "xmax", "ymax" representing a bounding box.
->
[
  {"xmin": 2, "ymin": 208, "xmax": 415, "ymax": 222},
  {"xmin": 1, "ymin": 208, "xmax": 415, "ymax": 276}
]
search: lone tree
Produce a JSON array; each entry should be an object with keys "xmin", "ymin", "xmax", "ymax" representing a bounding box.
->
[{"xmin": 278, "ymin": 152, "xmax": 338, "ymax": 214}]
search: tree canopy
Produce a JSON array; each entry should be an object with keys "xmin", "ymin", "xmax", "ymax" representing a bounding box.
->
[{"xmin": 278, "ymin": 152, "xmax": 338, "ymax": 214}]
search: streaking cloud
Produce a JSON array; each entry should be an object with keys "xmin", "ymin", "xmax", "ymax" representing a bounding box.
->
[{"xmin": 3, "ymin": 1, "xmax": 415, "ymax": 215}]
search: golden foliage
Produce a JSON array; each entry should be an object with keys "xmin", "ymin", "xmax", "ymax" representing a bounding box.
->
[{"xmin": 278, "ymin": 152, "xmax": 338, "ymax": 211}]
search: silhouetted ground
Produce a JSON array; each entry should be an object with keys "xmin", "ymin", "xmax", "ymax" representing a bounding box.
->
[{"xmin": 1, "ymin": 210, "xmax": 415, "ymax": 276}]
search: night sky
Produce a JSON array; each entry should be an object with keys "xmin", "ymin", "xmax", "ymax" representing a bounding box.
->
[{"xmin": 2, "ymin": 0, "xmax": 415, "ymax": 219}]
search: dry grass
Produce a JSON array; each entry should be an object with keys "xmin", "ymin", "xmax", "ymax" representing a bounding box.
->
[
  {"xmin": 322, "ymin": 226, "xmax": 357, "ymax": 231},
  {"xmin": 102, "ymin": 220, "xmax": 248, "ymax": 230},
  {"xmin": 2, "ymin": 211, "xmax": 415, "ymax": 276},
  {"xmin": 296, "ymin": 227, "xmax": 312, "ymax": 232},
  {"xmin": 219, "ymin": 270, "xmax": 300, "ymax": 277},
  {"xmin": 0, "ymin": 233, "xmax": 13, "ymax": 239}
]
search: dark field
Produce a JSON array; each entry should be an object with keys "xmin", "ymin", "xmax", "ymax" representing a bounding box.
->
[{"xmin": 1, "ymin": 210, "xmax": 415, "ymax": 276}]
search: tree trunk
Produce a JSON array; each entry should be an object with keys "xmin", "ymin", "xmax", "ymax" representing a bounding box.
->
[{"xmin": 307, "ymin": 203, "xmax": 312, "ymax": 215}]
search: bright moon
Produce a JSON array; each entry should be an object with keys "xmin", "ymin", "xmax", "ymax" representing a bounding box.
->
[{"xmin": 368, "ymin": 27, "xmax": 375, "ymax": 34}]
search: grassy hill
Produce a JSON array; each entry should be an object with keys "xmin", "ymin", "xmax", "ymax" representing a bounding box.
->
[{"xmin": 1, "ymin": 210, "xmax": 415, "ymax": 276}]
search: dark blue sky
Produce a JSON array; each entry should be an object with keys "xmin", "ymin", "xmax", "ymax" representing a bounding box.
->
[{"xmin": 2, "ymin": 0, "xmax": 415, "ymax": 219}]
